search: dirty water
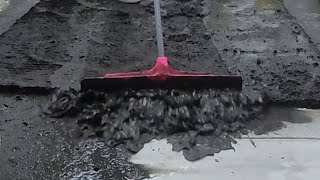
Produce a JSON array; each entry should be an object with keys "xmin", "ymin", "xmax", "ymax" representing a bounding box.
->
[
  {"xmin": 44, "ymin": 88, "xmax": 269, "ymax": 161},
  {"xmin": 0, "ymin": 92, "xmax": 316, "ymax": 179}
]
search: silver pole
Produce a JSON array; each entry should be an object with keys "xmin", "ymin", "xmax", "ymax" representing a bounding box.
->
[{"xmin": 154, "ymin": 0, "xmax": 165, "ymax": 57}]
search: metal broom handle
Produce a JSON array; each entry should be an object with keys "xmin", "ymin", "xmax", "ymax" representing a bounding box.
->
[{"xmin": 154, "ymin": 0, "xmax": 165, "ymax": 57}]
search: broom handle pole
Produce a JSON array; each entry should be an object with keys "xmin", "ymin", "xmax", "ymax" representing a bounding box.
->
[{"xmin": 154, "ymin": 0, "xmax": 165, "ymax": 57}]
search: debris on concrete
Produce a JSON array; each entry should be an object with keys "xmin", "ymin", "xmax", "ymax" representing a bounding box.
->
[{"xmin": 44, "ymin": 88, "xmax": 270, "ymax": 161}]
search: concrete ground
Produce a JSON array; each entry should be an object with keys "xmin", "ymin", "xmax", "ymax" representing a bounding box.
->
[
  {"xmin": 0, "ymin": 0, "xmax": 39, "ymax": 35},
  {"xmin": 0, "ymin": 0, "xmax": 320, "ymax": 179},
  {"xmin": 131, "ymin": 109, "xmax": 320, "ymax": 180},
  {"xmin": 284, "ymin": 0, "xmax": 320, "ymax": 50}
]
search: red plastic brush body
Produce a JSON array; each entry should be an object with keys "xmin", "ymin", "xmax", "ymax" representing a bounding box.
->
[{"xmin": 103, "ymin": 57, "xmax": 218, "ymax": 80}]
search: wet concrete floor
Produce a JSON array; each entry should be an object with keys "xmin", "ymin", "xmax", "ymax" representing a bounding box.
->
[
  {"xmin": 130, "ymin": 109, "xmax": 320, "ymax": 180},
  {"xmin": 0, "ymin": 0, "xmax": 39, "ymax": 35},
  {"xmin": 0, "ymin": 94, "xmax": 149, "ymax": 179},
  {"xmin": 284, "ymin": 0, "xmax": 320, "ymax": 50},
  {"xmin": 203, "ymin": 0, "xmax": 320, "ymax": 107},
  {"xmin": 0, "ymin": 0, "xmax": 320, "ymax": 179}
]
